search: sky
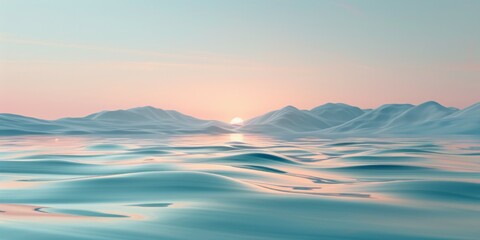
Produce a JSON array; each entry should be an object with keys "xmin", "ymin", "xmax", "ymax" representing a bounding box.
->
[{"xmin": 1, "ymin": 0, "xmax": 479, "ymax": 121}]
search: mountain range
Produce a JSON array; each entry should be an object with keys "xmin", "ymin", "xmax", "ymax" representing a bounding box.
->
[{"xmin": 1, "ymin": 101, "xmax": 479, "ymax": 136}]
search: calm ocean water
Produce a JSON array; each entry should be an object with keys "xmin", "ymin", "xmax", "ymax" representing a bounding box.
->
[{"xmin": 1, "ymin": 134, "xmax": 479, "ymax": 239}]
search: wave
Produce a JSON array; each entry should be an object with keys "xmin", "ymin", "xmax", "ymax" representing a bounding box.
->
[
  {"xmin": 368, "ymin": 180, "xmax": 480, "ymax": 203},
  {"xmin": 1, "ymin": 135, "xmax": 479, "ymax": 239},
  {"xmin": 329, "ymin": 164, "xmax": 434, "ymax": 172},
  {"xmin": 2, "ymin": 171, "xmax": 259, "ymax": 204},
  {"xmin": 207, "ymin": 152, "xmax": 299, "ymax": 165}
]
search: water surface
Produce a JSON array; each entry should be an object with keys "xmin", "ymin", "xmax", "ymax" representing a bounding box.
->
[{"xmin": 1, "ymin": 134, "xmax": 479, "ymax": 239}]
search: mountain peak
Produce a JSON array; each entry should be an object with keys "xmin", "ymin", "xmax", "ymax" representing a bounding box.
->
[
  {"xmin": 131, "ymin": 106, "xmax": 159, "ymax": 110},
  {"xmin": 416, "ymin": 101, "xmax": 445, "ymax": 109},
  {"xmin": 280, "ymin": 105, "xmax": 299, "ymax": 111},
  {"xmin": 312, "ymin": 103, "xmax": 350, "ymax": 109},
  {"xmin": 242, "ymin": 105, "xmax": 330, "ymax": 132},
  {"xmin": 310, "ymin": 103, "xmax": 364, "ymax": 125}
]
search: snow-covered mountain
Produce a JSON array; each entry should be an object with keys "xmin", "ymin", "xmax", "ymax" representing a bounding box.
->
[
  {"xmin": 241, "ymin": 106, "xmax": 331, "ymax": 133},
  {"xmin": 0, "ymin": 106, "xmax": 231, "ymax": 135},
  {"xmin": 1, "ymin": 102, "xmax": 479, "ymax": 136},
  {"xmin": 310, "ymin": 103, "xmax": 364, "ymax": 126},
  {"xmin": 241, "ymin": 103, "xmax": 366, "ymax": 133},
  {"xmin": 241, "ymin": 101, "xmax": 479, "ymax": 136},
  {"xmin": 324, "ymin": 104, "xmax": 414, "ymax": 134},
  {"xmin": 0, "ymin": 114, "xmax": 66, "ymax": 135},
  {"xmin": 377, "ymin": 101, "xmax": 457, "ymax": 134},
  {"xmin": 84, "ymin": 106, "xmax": 207, "ymax": 125},
  {"xmin": 407, "ymin": 102, "xmax": 480, "ymax": 135}
]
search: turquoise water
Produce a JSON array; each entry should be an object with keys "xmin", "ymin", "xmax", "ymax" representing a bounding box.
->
[{"xmin": 0, "ymin": 134, "xmax": 479, "ymax": 239}]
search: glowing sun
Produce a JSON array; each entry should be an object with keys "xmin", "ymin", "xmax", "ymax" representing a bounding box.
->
[{"xmin": 230, "ymin": 117, "xmax": 244, "ymax": 125}]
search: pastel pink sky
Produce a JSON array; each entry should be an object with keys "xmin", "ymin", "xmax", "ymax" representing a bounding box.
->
[
  {"xmin": 1, "ymin": 1, "xmax": 479, "ymax": 121},
  {"xmin": 1, "ymin": 58, "xmax": 478, "ymax": 122}
]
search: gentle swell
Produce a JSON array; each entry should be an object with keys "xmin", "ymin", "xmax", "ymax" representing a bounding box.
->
[
  {"xmin": 0, "ymin": 135, "xmax": 479, "ymax": 240},
  {"xmin": 208, "ymin": 152, "xmax": 299, "ymax": 165}
]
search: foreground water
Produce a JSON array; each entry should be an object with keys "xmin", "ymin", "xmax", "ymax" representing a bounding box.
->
[{"xmin": 0, "ymin": 134, "xmax": 479, "ymax": 239}]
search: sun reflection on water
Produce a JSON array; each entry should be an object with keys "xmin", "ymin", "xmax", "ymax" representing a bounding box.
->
[{"xmin": 229, "ymin": 133, "xmax": 244, "ymax": 142}]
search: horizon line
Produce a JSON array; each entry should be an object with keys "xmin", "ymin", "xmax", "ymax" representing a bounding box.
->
[{"xmin": 1, "ymin": 100, "xmax": 478, "ymax": 122}]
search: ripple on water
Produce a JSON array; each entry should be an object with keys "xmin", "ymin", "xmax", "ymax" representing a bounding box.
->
[{"xmin": 0, "ymin": 135, "xmax": 479, "ymax": 239}]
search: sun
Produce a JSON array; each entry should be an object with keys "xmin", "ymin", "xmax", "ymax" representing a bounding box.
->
[{"xmin": 230, "ymin": 117, "xmax": 244, "ymax": 125}]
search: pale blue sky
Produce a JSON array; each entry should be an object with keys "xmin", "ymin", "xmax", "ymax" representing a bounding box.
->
[{"xmin": 0, "ymin": 0, "xmax": 479, "ymax": 120}]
